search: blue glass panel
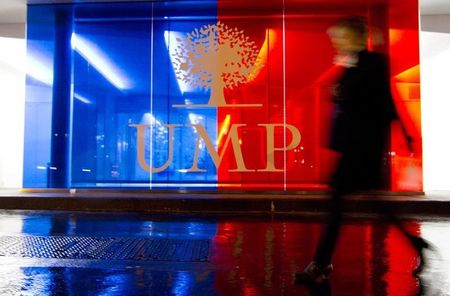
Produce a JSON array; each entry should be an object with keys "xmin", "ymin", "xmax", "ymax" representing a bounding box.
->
[
  {"xmin": 69, "ymin": 2, "xmax": 217, "ymax": 188},
  {"xmin": 24, "ymin": 2, "xmax": 218, "ymax": 189},
  {"xmin": 70, "ymin": 3, "xmax": 153, "ymax": 186},
  {"xmin": 23, "ymin": 5, "xmax": 57, "ymax": 187},
  {"xmin": 150, "ymin": 2, "xmax": 218, "ymax": 187}
]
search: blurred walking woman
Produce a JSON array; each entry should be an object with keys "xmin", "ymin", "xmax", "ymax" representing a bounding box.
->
[{"xmin": 295, "ymin": 16, "xmax": 430, "ymax": 285}]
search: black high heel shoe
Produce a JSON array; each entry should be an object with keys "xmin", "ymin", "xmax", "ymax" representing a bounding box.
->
[
  {"xmin": 409, "ymin": 236, "xmax": 432, "ymax": 276},
  {"xmin": 294, "ymin": 261, "xmax": 333, "ymax": 285}
]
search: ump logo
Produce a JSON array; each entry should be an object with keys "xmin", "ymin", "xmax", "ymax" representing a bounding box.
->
[
  {"xmin": 172, "ymin": 21, "xmax": 263, "ymax": 108},
  {"xmin": 131, "ymin": 23, "xmax": 301, "ymax": 173}
]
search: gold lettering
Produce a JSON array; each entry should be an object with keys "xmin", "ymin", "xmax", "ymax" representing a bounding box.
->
[
  {"xmin": 186, "ymin": 124, "xmax": 252, "ymax": 172},
  {"xmin": 257, "ymin": 124, "xmax": 301, "ymax": 172},
  {"xmin": 130, "ymin": 124, "xmax": 181, "ymax": 173}
]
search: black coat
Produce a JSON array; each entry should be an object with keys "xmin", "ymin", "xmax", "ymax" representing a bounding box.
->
[{"xmin": 329, "ymin": 50, "xmax": 398, "ymax": 192}]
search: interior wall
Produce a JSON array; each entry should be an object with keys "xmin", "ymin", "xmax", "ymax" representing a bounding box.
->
[
  {"xmin": 0, "ymin": 23, "xmax": 25, "ymax": 38},
  {"xmin": 0, "ymin": 23, "xmax": 25, "ymax": 188},
  {"xmin": 420, "ymin": 15, "xmax": 450, "ymax": 192}
]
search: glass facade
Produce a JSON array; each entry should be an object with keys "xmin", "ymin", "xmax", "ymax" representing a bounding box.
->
[{"xmin": 23, "ymin": 0, "xmax": 422, "ymax": 191}]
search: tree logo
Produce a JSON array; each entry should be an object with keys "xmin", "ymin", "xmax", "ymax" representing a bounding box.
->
[{"xmin": 172, "ymin": 21, "xmax": 263, "ymax": 108}]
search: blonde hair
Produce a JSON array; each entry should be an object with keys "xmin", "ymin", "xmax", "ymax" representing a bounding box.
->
[{"xmin": 335, "ymin": 16, "xmax": 368, "ymax": 47}]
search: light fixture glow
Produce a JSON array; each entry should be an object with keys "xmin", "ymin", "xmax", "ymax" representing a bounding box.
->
[
  {"xmin": 217, "ymin": 114, "xmax": 231, "ymax": 146},
  {"xmin": 74, "ymin": 93, "xmax": 92, "ymax": 104},
  {"xmin": 188, "ymin": 113, "xmax": 203, "ymax": 125},
  {"xmin": 71, "ymin": 33, "xmax": 131, "ymax": 90},
  {"xmin": 26, "ymin": 56, "xmax": 53, "ymax": 85},
  {"xmin": 141, "ymin": 113, "xmax": 162, "ymax": 126}
]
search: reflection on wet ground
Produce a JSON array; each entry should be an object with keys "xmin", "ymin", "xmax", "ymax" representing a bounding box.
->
[{"xmin": 0, "ymin": 210, "xmax": 449, "ymax": 295}]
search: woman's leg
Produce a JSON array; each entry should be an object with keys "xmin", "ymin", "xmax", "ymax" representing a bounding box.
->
[
  {"xmin": 313, "ymin": 189, "xmax": 344, "ymax": 265},
  {"xmin": 295, "ymin": 189, "xmax": 343, "ymax": 284}
]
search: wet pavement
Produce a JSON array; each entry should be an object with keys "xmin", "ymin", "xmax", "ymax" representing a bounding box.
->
[{"xmin": 0, "ymin": 210, "xmax": 449, "ymax": 295}]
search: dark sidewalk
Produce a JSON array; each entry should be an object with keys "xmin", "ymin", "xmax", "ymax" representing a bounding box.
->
[{"xmin": 1, "ymin": 189, "xmax": 450, "ymax": 215}]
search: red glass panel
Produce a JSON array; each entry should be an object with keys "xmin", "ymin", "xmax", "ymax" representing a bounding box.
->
[
  {"xmin": 216, "ymin": 0, "xmax": 421, "ymax": 191},
  {"xmin": 217, "ymin": 0, "xmax": 285, "ymax": 190},
  {"xmin": 388, "ymin": 0, "xmax": 422, "ymax": 192}
]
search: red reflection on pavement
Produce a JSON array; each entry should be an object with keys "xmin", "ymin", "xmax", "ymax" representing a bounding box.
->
[{"xmin": 212, "ymin": 220, "xmax": 422, "ymax": 295}]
